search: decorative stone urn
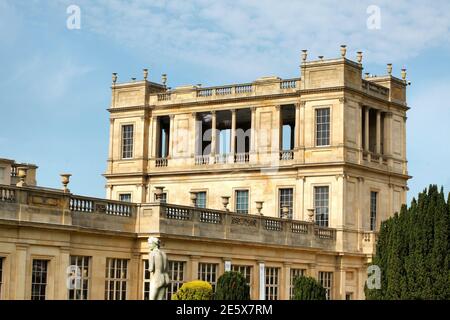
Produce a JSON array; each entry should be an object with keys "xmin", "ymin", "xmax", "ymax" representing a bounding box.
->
[
  {"xmin": 60, "ymin": 173, "xmax": 72, "ymax": 193},
  {"xmin": 401, "ymin": 68, "xmax": 407, "ymax": 81},
  {"xmin": 16, "ymin": 167, "xmax": 28, "ymax": 187},
  {"xmin": 112, "ymin": 73, "xmax": 117, "ymax": 84},
  {"xmin": 387, "ymin": 63, "xmax": 393, "ymax": 75},
  {"xmin": 162, "ymin": 74, "xmax": 167, "ymax": 87},
  {"xmin": 255, "ymin": 201, "xmax": 264, "ymax": 215},
  {"xmin": 221, "ymin": 196, "xmax": 230, "ymax": 211},
  {"xmin": 154, "ymin": 186, "xmax": 165, "ymax": 202},
  {"xmin": 356, "ymin": 51, "xmax": 363, "ymax": 64},
  {"xmin": 307, "ymin": 209, "xmax": 315, "ymax": 223},
  {"xmin": 340, "ymin": 45, "xmax": 347, "ymax": 57},
  {"xmin": 301, "ymin": 49, "xmax": 308, "ymax": 62},
  {"xmin": 189, "ymin": 191, "xmax": 197, "ymax": 206},
  {"xmin": 143, "ymin": 68, "xmax": 148, "ymax": 81},
  {"xmin": 281, "ymin": 205, "xmax": 290, "ymax": 219}
]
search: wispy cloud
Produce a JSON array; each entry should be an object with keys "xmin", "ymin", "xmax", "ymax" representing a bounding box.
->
[{"xmin": 51, "ymin": 0, "xmax": 450, "ymax": 79}]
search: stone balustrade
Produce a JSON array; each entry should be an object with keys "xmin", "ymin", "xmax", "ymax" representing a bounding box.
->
[
  {"xmin": 141, "ymin": 202, "xmax": 338, "ymax": 250},
  {"xmin": 0, "ymin": 184, "xmax": 377, "ymax": 253}
]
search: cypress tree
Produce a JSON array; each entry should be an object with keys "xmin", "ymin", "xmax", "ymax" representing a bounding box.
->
[{"xmin": 366, "ymin": 185, "xmax": 450, "ymax": 300}]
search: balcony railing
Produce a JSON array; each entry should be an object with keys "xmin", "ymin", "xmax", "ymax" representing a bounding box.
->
[
  {"xmin": 234, "ymin": 152, "xmax": 249, "ymax": 163},
  {"xmin": 279, "ymin": 150, "xmax": 294, "ymax": 161},
  {"xmin": 280, "ymin": 79, "xmax": 297, "ymax": 89},
  {"xmin": 361, "ymin": 80, "xmax": 389, "ymax": 97},
  {"xmin": 155, "ymin": 158, "xmax": 168, "ymax": 167},
  {"xmin": 195, "ymin": 155, "xmax": 210, "ymax": 165},
  {"xmin": 157, "ymin": 93, "xmax": 171, "ymax": 101},
  {"xmin": 0, "ymin": 186, "xmax": 16, "ymax": 202},
  {"xmin": 154, "ymin": 203, "xmax": 337, "ymax": 249},
  {"xmin": 70, "ymin": 195, "xmax": 134, "ymax": 217},
  {"xmin": 214, "ymin": 153, "xmax": 229, "ymax": 164}
]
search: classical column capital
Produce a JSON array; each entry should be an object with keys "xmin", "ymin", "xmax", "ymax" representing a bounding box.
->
[
  {"xmin": 211, "ymin": 110, "xmax": 216, "ymax": 115},
  {"xmin": 275, "ymin": 105, "xmax": 281, "ymax": 111},
  {"xmin": 250, "ymin": 106, "xmax": 257, "ymax": 112},
  {"xmin": 169, "ymin": 114, "xmax": 175, "ymax": 120},
  {"xmin": 230, "ymin": 109, "xmax": 236, "ymax": 115}
]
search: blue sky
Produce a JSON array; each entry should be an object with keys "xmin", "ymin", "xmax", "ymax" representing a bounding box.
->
[{"xmin": 0, "ymin": 0, "xmax": 449, "ymax": 201}]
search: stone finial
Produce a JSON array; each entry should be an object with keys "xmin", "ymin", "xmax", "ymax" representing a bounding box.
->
[
  {"xmin": 16, "ymin": 167, "xmax": 28, "ymax": 187},
  {"xmin": 340, "ymin": 45, "xmax": 347, "ymax": 57},
  {"xmin": 401, "ymin": 68, "xmax": 407, "ymax": 81},
  {"xmin": 301, "ymin": 49, "xmax": 308, "ymax": 62},
  {"xmin": 281, "ymin": 205, "xmax": 290, "ymax": 218},
  {"xmin": 365, "ymin": 72, "xmax": 370, "ymax": 79},
  {"xmin": 221, "ymin": 196, "xmax": 230, "ymax": 211},
  {"xmin": 307, "ymin": 208, "xmax": 315, "ymax": 222},
  {"xmin": 161, "ymin": 74, "xmax": 167, "ymax": 87},
  {"xmin": 143, "ymin": 68, "xmax": 148, "ymax": 81},
  {"xmin": 318, "ymin": 55, "xmax": 324, "ymax": 61},
  {"xmin": 356, "ymin": 51, "xmax": 363, "ymax": 64},
  {"xmin": 60, "ymin": 173, "xmax": 72, "ymax": 193},
  {"xmin": 112, "ymin": 73, "xmax": 118, "ymax": 84},
  {"xmin": 255, "ymin": 201, "xmax": 264, "ymax": 215},
  {"xmin": 189, "ymin": 191, "xmax": 197, "ymax": 206},
  {"xmin": 387, "ymin": 63, "xmax": 392, "ymax": 75},
  {"xmin": 154, "ymin": 186, "xmax": 165, "ymax": 202},
  {"xmin": 131, "ymin": 77, "xmax": 136, "ymax": 81}
]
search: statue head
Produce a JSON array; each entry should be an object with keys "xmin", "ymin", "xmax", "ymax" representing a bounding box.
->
[{"xmin": 148, "ymin": 237, "xmax": 161, "ymax": 251}]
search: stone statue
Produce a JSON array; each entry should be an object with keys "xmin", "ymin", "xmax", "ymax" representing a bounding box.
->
[{"xmin": 148, "ymin": 237, "xmax": 170, "ymax": 300}]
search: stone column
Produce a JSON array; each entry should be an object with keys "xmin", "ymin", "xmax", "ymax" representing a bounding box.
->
[
  {"xmin": 230, "ymin": 109, "xmax": 236, "ymax": 158},
  {"xmin": 258, "ymin": 261, "xmax": 265, "ymax": 300},
  {"xmin": 189, "ymin": 256, "xmax": 200, "ymax": 282},
  {"xmin": 211, "ymin": 111, "xmax": 217, "ymax": 157},
  {"xmin": 294, "ymin": 103, "xmax": 301, "ymax": 159},
  {"xmin": 55, "ymin": 247, "xmax": 70, "ymax": 300},
  {"xmin": 402, "ymin": 116, "xmax": 407, "ymax": 174},
  {"xmin": 250, "ymin": 107, "xmax": 257, "ymax": 163},
  {"xmin": 190, "ymin": 112, "xmax": 197, "ymax": 158},
  {"xmin": 283, "ymin": 263, "xmax": 291, "ymax": 300},
  {"xmin": 358, "ymin": 103, "xmax": 363, "ymax": 163},
  {"xmin": 12, "ymin": 244, "xmax": 28, "ymax": 299},
  {"xmin": 153, "ymin": 117, "xmax": 160, "ymax": 158},
  {"xmin": 108, "ymin": 118, "xmax": 114, "ymax": 161},
  {"xmin": 274, "ymin": 105, "xmax": 281, "ymax": 153},
  {"xmin": 364, "ymin": 107, "xmax": 371, "ymax": 161},
  {"xmin": 168, "ymin": 115, "xmax": 175, "ymax": 158},
  {"xmin": 376, "ymin": 109, "xmax": 381, "ymax": 155}
]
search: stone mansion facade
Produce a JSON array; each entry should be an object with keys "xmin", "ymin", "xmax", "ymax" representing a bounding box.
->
[{"xmin": 0, "ymin": 48, "xmax": 409, "ymax": 300}]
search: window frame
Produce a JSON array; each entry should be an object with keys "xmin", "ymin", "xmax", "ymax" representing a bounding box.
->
[
  {"xmin": 278, "ymin": 187, "xmax": 294, "ymax": 219},
  {"xmin": 265, "ymin": 267, "xmax": 280, "ymax": 301},
  {"xmin": 314, "ymin": 185, "xmax": 330, "ymax": 227},
  {"xmin": 105, "ymin": 258, "xmax": 129, "ymax": 300},
  {"xmin": 198, "ymin": 263, "xmax": 218, "ymax": 292},
  {"xmin": 318, "ymin": 271, "xmax": 333, "ymax": 300},
  {"xmin": 231, "ymin": 264, "xmax": 252, "ymax": 296},
  {"xmin": 0, "ymin": 257, "xmax": 4, "ymax": 300},
  {"xmin": 68, "ymin": 256, "xmax": 91, "ymax": 300},
  {"xmin": 314, "ymin": 107, "xmax": 331, "ymax": 147},
  {"xmin": 289, "ymin": 268, "xmax": 306, "ymax": 299},
  {"xmin": 370, "ymin": 191, "xmax": 378, "ymax": 231},
  {"xmin": 119, "ymin": 193, "xmax": 132, "ymax": 203},
  {"xmin": 31, "ymin": 259, "xmax": 49, "ymax": 301},
  {"xmin": 121, "ymin": 124, "xmax": 134, "ymax": 159},
  {"xmin": 195, "ymin": 191, "xmax": 207, "ymax": 209},
  {"xmin": 234, "ymin": 189, "xmax": 249, "ymax": 214},
  {"xmin": 153, "ymin": 192, "xmax": 167, "ymax": 203}
]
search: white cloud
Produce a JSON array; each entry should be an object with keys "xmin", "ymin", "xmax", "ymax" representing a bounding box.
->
[{"xmin": 49, "ymin": 0, "xmax": 450, "ymax": 81}]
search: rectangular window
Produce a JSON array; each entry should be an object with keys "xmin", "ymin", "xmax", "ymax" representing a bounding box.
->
[
  {"xmin": 31, "ymin": 259, "xmax": 48, "ymax": 300},
  {"xmin": 68, "ymin": 256, "xmax": 90, "ymax": 300},
  {"xmin": 0, "ymin": 257, "xmax": 3, "ymax": 299},
  {"xmin": 279, "ymin": 188, "xmax": 293, "ymax": 219},
  {"xmin": 319, "ymin": 271, "xmax": 333, "ymax": 300},
  {"xmin": 196, "ymin": 192, "xmax": 207, "ymax": 208},
  {"xmin": 370, "ymin": 191, "xmax": 378, "ymax": 231},
  {"xmin": 315, "ymin": 108, "xmax": 330, "ymax": 146},
  {"xmin": 198, "ymin": 263, "xmax": 218, "ymax": 292},
  {"xmin": 122, "ymin": 125, "xmax": 134, "ymax": 159},
  {"xmin": 265, "ymin": 267, "xmax": 279, "ymax": 300},
  {"xmin": 346, "ymin": 292, "xmax": 353, "ymax": 300},
  {"xmin": 143, "ymin": 260, "xmax": 186, "ymax": 300},
  {"xmin": 289, "ymin": 268, "xmax": 306, "ymax": 299},
  {"xmin": 235, "ymin": 190, "xmax": 249, "ymax": 214},
  {"xmin": 231, "ymin": 265, "xmax": 252, "ymax": 295},
  {"xmin": 314, "ymin": 186, "xmax": 329, "ymax": 227},
  {"xmin": 154, "ymin": 192, "xmax": 167, "ymax": 203},
  {"xmin": 105, "ymin": 258, "xmax": 128, "ymax": 300},
  {"xmin": 119, "ymin": 193, "xmax": 132, "ymax": 203}
]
